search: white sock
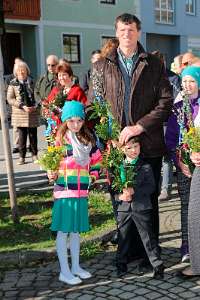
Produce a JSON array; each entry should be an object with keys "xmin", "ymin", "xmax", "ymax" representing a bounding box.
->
[
  {"xmin": 56, "ymin": 231, "xmax": 76, "ymax": 280},
  {"xmin": 70, "ymin": 232, "xmax": 90, "ymax": 274}
]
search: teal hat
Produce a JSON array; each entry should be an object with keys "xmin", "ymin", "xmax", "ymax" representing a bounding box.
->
[
  {"xmin": 181, "ymin": 66, "xmax": 200, "ymax": 87},
  {"xmin": 61, "ymin": 100, "xmax": 85, "ymax": 122}
]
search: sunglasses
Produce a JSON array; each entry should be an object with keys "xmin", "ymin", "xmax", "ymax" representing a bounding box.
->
[{"xmin": 47, "ymin": 64, "xmax": 56, "ymax": 67}]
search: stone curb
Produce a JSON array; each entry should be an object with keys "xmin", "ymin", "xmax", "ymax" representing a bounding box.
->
[{"xmin": 0, "ymin": 226, "xmax": 116, "ymax": 267}]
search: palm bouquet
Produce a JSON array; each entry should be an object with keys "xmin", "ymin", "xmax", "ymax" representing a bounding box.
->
[
  {"xmin": 89, "ymin": 100, "xmax": 120, "ymax": 142},
  {"xmin": 42, "ymin": 90, "xmax": 66, "ymax": 143},
  {"xmin": 103, "ymin": 141, "xmax": 136, "ymax": 193},
  {"xmin": 180, "ymin": 126, "xmax": 200, "ymax": 174},
  {"xmin": 38, "ymin": 146, "xmax": 65, "ymax": 171},
  {"xmin": 42, "ymin": 89, "xmax": 66, "ymax": 119},
  {"xmin": 173, "ymin": 91, "xmax": 195, "ymax": 173},
  {"xmin": 183, "ymin": 127, "xmax": 200, "ymax": 152},
  {"xmin": 90, "ymin": 67, "xmax": 136, "ymax": 194}
]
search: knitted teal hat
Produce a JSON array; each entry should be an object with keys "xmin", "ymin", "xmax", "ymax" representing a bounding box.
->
[
  {"xmin": 181, "ymin": 66, "xmax": 200, "ymax": 87},
  {"xmin": 61, "ymin": 100, "xmax": 85, "ymax": 122}
]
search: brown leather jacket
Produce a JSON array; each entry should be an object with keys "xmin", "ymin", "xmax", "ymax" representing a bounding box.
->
[{"xmin": 88, "ymin": 42, "xmax": 173, "ymax": 158}]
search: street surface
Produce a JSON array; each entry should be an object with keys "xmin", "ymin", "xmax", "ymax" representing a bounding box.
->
[{"xmin": 1, "ymin": 127, "xmax": 200, "ymax": 299}]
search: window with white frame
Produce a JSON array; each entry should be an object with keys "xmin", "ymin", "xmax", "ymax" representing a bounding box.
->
[
  {"xmin": 186, "ymin": 0, "xmax": 195, "ymax": 15},
  {"xmin": 63, "ymin": 34, "xmax": 80, "ymax": 63},
  {"xmin": 155, "ymin": 0, "xmax": 174, "ymax": 24},
  {"xmin": 100, "ymin": 0, "xmax": 115, "ymax": 4}
]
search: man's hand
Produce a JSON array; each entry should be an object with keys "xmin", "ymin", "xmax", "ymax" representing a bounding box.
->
[
  {"xmin": 190, "ymin": 152, "xmax": 200, "ymax": 167},
  {"xmin": 119, "ymin": 124, "xmax": 144, "ymax": 145}
]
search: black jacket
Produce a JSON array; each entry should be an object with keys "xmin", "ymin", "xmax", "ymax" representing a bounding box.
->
[{"xmin": 116, "ymin": 159, "xmax": 155, "ymax": 212}]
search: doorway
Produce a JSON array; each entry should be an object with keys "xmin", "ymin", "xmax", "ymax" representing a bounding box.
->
[{"xmin": 1, "ymin": 32, "xmax": 22, "ymax": 75}]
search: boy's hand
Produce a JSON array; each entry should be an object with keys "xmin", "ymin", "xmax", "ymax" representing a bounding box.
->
[{"xmin": 119, "ymin": 187, "xmax": 134, "ymax": 202}]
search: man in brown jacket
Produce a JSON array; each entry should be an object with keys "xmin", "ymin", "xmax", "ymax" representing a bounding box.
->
[{"xmin": 89, "ymin": 13, "xmax": 173, "ymax": 267}]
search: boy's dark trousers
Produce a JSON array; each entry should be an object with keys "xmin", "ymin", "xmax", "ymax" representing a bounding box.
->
[{"xmin": 116, "ymin": 208, "xmax": 163, "ymax": 269}]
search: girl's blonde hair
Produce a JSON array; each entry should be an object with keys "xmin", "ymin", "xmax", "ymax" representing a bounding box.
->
[
  {"xmin": 56, "ymin": 121, "xmax": 96, "ymax": 147},
  {"xmin": 13, "ymin": 61, "xmax": 30, "ymax": 77}
]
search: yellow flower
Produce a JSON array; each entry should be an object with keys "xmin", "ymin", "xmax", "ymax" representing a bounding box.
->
[
  {"xmin": 47, "ymin": 146, "xmax": 54, "ymax": 152},
  {"xmin": 100, "ymin": 117, "xmax": 107, "ymax": 124},
  {"xmin": 188, "ymin": 127, "xmax": 195, "ymax": 135}
]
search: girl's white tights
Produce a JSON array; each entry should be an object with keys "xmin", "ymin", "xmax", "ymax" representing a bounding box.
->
[
  {"xmin": 56, "ymin": 231, "xmax": 76, "ymax": 280},
  {"xmin": 56, "ymin": 231, "xmax": 91, "ymax": 279},
  {"xmin": 70, "ymin": 232, "xmax": 86, "ymax": 274}
]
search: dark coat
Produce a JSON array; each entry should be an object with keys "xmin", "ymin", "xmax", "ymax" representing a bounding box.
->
[
  {"xmin": 89, "ymin": 42, "xmax": 173, "ymax": 158},
  {"xmin": 34, "ymin": 71, "xmax": 57, "ymax": 105},
  {"xmin": 116, "ymin": 159, "xmax": 155, "ymax": 212},
  {"xmin": 81, "ymin": 69, "xmax": 91, "ymax": 93}
]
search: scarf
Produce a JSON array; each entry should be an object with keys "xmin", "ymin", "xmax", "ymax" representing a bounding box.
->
[
  {"xmin": 18, "ymin": 79, "xmax": 35, "ymax": 107},
  {"xmin": 68, "ymin": 131, "xmax": 92, "ymax": 166}
]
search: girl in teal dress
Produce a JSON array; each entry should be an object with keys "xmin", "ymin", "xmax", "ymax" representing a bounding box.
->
[{"xmin": 47, "ymin": 100, "xmax": 102, "ymax": 285}]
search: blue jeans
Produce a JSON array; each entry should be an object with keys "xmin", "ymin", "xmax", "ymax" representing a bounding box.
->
[{"xmin": 160, "ymin": 155, "xmax": 173, "ymax": 193}]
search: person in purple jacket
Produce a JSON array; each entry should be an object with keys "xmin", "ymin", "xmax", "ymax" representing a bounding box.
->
[{"xmin": 165, "ymin": 66, "xmax": 200, "ymax": 263}]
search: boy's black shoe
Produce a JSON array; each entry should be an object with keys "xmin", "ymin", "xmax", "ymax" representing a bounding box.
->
[
  {"xmin": 137, "ymin": 258, "xmax": 152, "ymax": 274},
  {"xmin": 111, "ymin": 231, "xmax": 118, "ymax": 245},
  {"xmin": 152, "ymin": 264, "xmax": 165, "ymax": 279},
  {"xmin": 138, "ymin": 258, "xmax": 151, "ymax": 268},
  {"xmin": 116, "ymin": 264, "xmax": 127, "ymax": 277}
]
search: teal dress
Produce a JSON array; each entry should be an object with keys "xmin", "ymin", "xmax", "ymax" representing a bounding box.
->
[{"xmin": 51, "ymin": 197, "xmax": 89, "ymax": 233}]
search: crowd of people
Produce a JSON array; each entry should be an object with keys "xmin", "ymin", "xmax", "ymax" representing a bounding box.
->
[{"xmin": 4, "ymin": 12, "xmax": 200, "ymax": 284}]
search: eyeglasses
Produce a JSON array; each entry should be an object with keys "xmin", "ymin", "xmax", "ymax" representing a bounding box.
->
[{"xmin": 47, "ymin": 64, "xmax": 56, "ymax": 67}]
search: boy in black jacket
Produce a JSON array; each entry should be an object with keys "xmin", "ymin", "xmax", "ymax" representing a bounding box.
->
[{"xmin": 114, "ymin": 137, "xmax": 164, "ymax": 279}]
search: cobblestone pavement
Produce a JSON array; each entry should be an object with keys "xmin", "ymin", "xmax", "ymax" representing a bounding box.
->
[{"xmin": 1, "ymin": 197, "xmax": 200, "ymax": 300}]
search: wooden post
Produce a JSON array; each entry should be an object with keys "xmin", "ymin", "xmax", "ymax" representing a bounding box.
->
[{"xmin": 0, "ymin": 36, "xmax": 19, "ymax": 223}]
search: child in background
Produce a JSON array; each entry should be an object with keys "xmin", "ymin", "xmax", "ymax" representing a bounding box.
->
[
  {"xmin": 113, "ymin": 137, "xmax": 164, "ymax": 279},
  {"xmin": 47, "ymin": 100, "xmax": 102, "ymax": 285},
  {"xmin": 165, "ymin": 66, "xmax": 200, "ymax": 263}
]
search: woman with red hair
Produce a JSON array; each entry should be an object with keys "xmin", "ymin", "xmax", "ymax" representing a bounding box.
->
[
  {"xmin": 42, "ymin": 62, "xmax": 87, "ymax": 140},
  {"xmin": 47, "ymin": 62, "xmax": 87, "ymax": 105}
]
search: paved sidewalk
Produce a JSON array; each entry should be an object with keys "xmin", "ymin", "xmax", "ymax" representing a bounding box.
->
[
  {"xmin": 0, "ymin": 126, "xmax": 49, "ymax": 194},
  {"xmin": 1, "ymin": 198, "xmax": 200, "ymax": 300}
]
